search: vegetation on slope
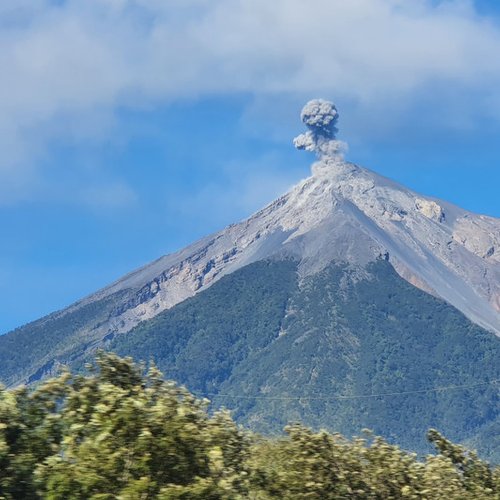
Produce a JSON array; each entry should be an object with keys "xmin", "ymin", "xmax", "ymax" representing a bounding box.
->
[
  {"xmin": 109, "ymin": 259, "xmax": 500, "ymax": 460},
  {"xmin": 0, "ymin": 292, "xmax": 127, "ymax": 387},
  {"xmin": 110, "ymin": 259, "xmax": 299, "ymax": 394},
  {"xmin": 0, "ymin": 353, "xmax": 498, "ymax": 499}
]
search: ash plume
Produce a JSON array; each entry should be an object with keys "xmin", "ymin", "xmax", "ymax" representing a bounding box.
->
[{"xmin": 294, "ymin": 99, "xmax": 346, "ymax": 160}]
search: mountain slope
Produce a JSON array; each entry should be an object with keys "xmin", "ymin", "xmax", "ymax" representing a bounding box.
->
[
  {"xmin": 76, "ymin": 159, "xmax": 500, "ymax": 337},
  {"xmin": 104, "ymin": 258, "xmax": 499, "ymax": 459},
  {"xmin": 1, "ymin": 158, "xmax": 499, "ymax": 387}
]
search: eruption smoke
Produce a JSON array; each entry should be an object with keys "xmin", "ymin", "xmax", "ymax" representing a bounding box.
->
[{"xmin": 294, "ymin": 99, "xmax": 346, "ymax": 160}]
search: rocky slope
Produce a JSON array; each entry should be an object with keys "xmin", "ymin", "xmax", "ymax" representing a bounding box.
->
[{"xmin": 75, "ymin": 156, "xmax": 500, "ymax": 338}]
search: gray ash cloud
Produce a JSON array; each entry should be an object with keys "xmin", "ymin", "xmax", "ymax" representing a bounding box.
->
[{"xmin": 294, "ymin": 99, "xmax": 346, "ymax": 159}]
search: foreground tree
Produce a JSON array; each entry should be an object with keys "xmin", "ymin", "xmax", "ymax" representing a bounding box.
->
[
  {"xmin": 247, "ymin": 426, "xmax": 499, "ymax": 499},
  {"xmin": 1, "ymin": 353, "xmax": 249, "ymax": 499},
  {"xmin": 0, "ymin": 353, "xmax": 498, "ymax": 499}
]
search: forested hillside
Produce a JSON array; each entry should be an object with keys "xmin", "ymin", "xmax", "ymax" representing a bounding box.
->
[
  {"xmin": 107, "ymin": 259, "xmax": 500, "ymax": 460},
  {"xmin": 0, "ymin": 353, "xmax": 498, "ymax": 499}
]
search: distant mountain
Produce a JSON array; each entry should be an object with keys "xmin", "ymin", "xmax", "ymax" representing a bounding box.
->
[{"xmin": 1, "ymin": 101, "xmax": 499, "ymax": 459}]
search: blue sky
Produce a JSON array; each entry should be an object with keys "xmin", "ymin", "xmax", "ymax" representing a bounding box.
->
[{"xmin": 1, "ymin": 0, "xmax": 500, "ymax": 333}]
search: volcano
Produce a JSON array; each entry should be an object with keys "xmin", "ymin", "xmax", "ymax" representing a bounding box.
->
[{"xmin": 1, "ymin": 100, "xmax": 499, "ymax": 458}]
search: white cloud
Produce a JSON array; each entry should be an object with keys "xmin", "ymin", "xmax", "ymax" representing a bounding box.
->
[{"xmin": 1, "ymin": 0, "xmax": 500, "ymax": 201}]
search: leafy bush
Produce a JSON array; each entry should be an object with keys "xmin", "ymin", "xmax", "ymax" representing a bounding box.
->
[{"xmin": 0, "ymin": 353, "xmax": 498, "ymax": 499}]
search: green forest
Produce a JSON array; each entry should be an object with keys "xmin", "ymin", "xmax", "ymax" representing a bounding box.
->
[
  {"xmin": 1, "ymin": 353, "xmax": 498, "ymax": 499},
  {"xmin": 109, "ymin": 260, "xmax": 500, "ymax": 460}
]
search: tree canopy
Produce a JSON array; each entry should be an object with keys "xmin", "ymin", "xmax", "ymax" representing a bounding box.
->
[{"xmin": 0, "ymin": 353, "xmax": 498, "ymax": 499}]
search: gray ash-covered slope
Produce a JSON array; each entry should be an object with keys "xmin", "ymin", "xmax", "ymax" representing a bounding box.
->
[
  {"xmin": 60, "ymin": 100, "xmax": 500, "ymax": 340},
  {"xmin": 0, "ymin": 99, "xmax": 499, "ymax": 390}
]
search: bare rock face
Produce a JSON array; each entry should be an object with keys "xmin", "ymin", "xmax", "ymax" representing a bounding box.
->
[
  {"xmin": 415, "ymin": 199, "xmax": 445, "ymax": 223},
  {"xmin": 453, "ymin": 215, "xmax": 499, "ymax": 261},
  {"xmin": 390, "ymin": 258, "xmax": 439, "ymax": 298}
]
